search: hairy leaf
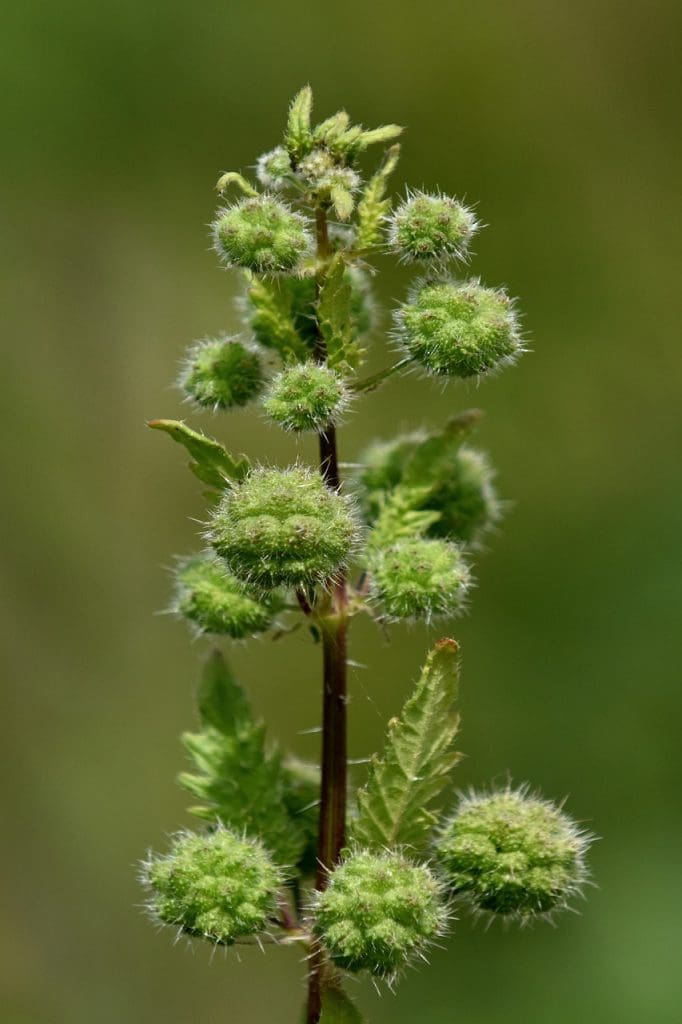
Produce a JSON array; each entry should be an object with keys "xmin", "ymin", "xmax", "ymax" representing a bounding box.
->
[
  {"xmin": 178, "ymin": 651, "xmax": 305, "ymax": 868},
  {"xmin": 286, "ymin": 85, "xmax": 313, "ymax": 164},
  {"xmin": 351, "ymin": 639, "xmax": 461, "ymax": 851},
  {"xmin": 400, "ymin": 409, "xmax": 485, "ymax": 490},
  {"xmin": 367, "ymin": 484, "xmax": 441, "ymax": 549},
  {"xmin": 318, "ymin": 253, "xmax": 361, "ymax": 371},
  {"xmin": 215, "ymin": 171, "xmax": 258, "ymax": 197},
  {"xmin": 245, "ymin": 274, "xmax": 313, "ymax": 362},
  {"xmin": 356, "ymin": 144, "xmax": 400, "ymax": 251},
  {"xmin": 148, "ymin": 419, "xmax": 250, "ymax": 489},
  {"xmin": 313, "ymin": 110, "xmax": 350, "ymax": 146},
  {"xmin": 355, "ymin": 124, "xmax": 403, "ymax": 151}
]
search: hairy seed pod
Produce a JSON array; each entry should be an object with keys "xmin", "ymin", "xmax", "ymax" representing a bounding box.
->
[
  {"xmin": 396, "ymin": 279, "xmax": 522, "ymax": 379},
  {"xmin": 173, "ymin": 554, "xmax": 275, "ymax": 638},
  {"xmin": 312, "ymin": 849, "xmax": 448, "ymax": 978},
  {"xmin": 212, "ymin": 196, "xmax": 311, "ymax": 274},
  {"xmin": 255, "ymin": 146, "xmax": 293, "ymax": 190},
  {"xmin": 436, "ymin": 786, "xmax": 591, "ymax": 920},
  {"xmin": 370, "ymin": 537, "xmax": 470, "ymax": 620},
  {"xmin": 209, "ymin": 466, "xmax": 360, "ymax": 589},
  {"xmin": 263, "ymin": 361, "xmax": 350, "ymax": 432},
  {"xmin": 389, "ymin": 191, "xmax": 478, "ymax": 262},
  {"xmin": 179, "ymin": 337, "xmax": 264, "ymax": 410},
  {"xmin": 141, "ymin": 827, "xmax": 282, "ymax": 945}
]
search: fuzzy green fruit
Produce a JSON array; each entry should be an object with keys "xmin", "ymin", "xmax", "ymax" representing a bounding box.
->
[
  {"xmin": 179, "ymin": 337, "xmax": 264, "ymax": 410},
  {"xmin": 142, "ymin": 827, "xmax": 282, "ymax": 945},
  {"xmin": 313, "ymin": 849, "xmax": 448, "ymax": 978},
  {"xmin": 370, "ymin": 537, "xmax": 470, "ymax": 620},
  {"xmin": 173, "ymin": 554, "xmax": 275, "ymax": 638},
  {"xmin": 397, "ymin": 279, "xmax": 522, "ymax": 379},
  {"xmin": 436, "ymin": 787, "xmax": 591, "ymax": 919},
  {"xmin": 263, "ymin": 361, "xmax": 350, "ymax": 432},
  {"xmin": 213, "ymin": 196, "xmax": 311, "ymax": 274},
  {"xmin": 209, "ymin": 466, "xmax": 360, "ymax": 589},
  {"xmin": 389, "ymin": 192, "xmax": 478, "ymax": 262}
]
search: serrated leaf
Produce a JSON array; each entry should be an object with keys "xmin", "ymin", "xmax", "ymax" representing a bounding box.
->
[
  {"xmin": 319, "ymin": 987, "xmax": 367, "ymax": 1023},
  {"xmin": 351, "ymin": 639, "xmax": 461, "ymax": 851},
  {"xmin": 367, "ymin": 484, "xmax": 441, "ymax": 548},
  {"xmin": 286, "ymin": 85, "xmax": 314, "ymax": 164},
  {"xmin": 355, "ymin": 144, "xmax": 400, "ymax": 251},
  {"xmin": 148, "ymin": 419, "xmax": 250, "ymax": 490},
  {"xmin": 215, "ymin": 171, "xmax": 258, "ymax": 197},
  {"xmin": 179, "ymin": 651, "xmax": 305, "ymax": 868},
  {"xmin": 245, "ymin": 274, "xmax": 313, "ymax": 362},
  {"xmin": 400, "ymin": 409, "xmax": 485, "ymax": 490},
  {"xmin": 317, "ymin": 253, "xmax": 361, "ymax": 371},
  {"xmin": 330, "ymin": 184, "xmax": 354, "ymax": 221}
]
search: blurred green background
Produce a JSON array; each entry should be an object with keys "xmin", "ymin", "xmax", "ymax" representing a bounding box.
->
[{"xmin": 2, "ymin": 1, "xmax": 681, "ymax": 1021}]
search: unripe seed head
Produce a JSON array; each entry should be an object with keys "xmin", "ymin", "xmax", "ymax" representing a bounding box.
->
[
  {"xmin": 396, "ymin": 279, "xmax": 522, "ymax": 379},
  {"xmin": 213, "ymin": 196, "xmax": 311, "ymax": 275},
  {"xmin": 297, "ymin": 148, "xmax": 360, "ymax": 193},
  {"xmin": 389, "ymin": 192, "xmax": 478, "ymax": 263},
  {"xmin": 179, "ymin": 337, "xmax": 264, "ymax": 410},
  {"xmin": 423, "ymin": 446, "xmax": 499, "ymax": 545},
  {"xmin": 370, "ymin": 537, "xmax": 471, "ymax": 621},
  {"xmin": 173, "ymin": 553, "xmax": 275, "ymax": 638},
  {"xmin": 436, "ymin": 786, "xmax": 591, "ymax": 920},
  {"xmin": 141, "ymin": 827, "xmax": 282, "ymax": 945},
  {"xmin": 263, "ymin": 361, "xmax": 350, "ymax": 432},
  {"xmin": 209, "ymin": 466, "xmax": 360, "ymax": 588},
  {"xmin": 313, "ymin": 849, "xmax": 448, "ymax": 978},
  {"xmin": 255, "ymin": 146, "xmax": 292, "ymax": 190}
]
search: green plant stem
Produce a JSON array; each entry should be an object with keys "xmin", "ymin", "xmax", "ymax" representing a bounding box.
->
[
  {"xmin": 306, "ymin": 206, "xmax": 350, "ymax": 1024},
  {"xmin": 352, "ymin": 356, "xmax": 413, "ymax": 393}
]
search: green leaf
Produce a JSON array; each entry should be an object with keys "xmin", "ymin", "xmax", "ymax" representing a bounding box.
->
[
  {"xmin": 367, "ymin": 484, "xmax": 442, "ymax": 549},
  {"xmin": 245, "ymin": 274, "xmax": 313, "ymax": 363},
  {"xmin": 319, "ymin": 987, "xmax": 367, "ymax": 1023},
  {"xmin": 355, "ymin": 144, "xmax": 400, "ymax": 251},
  {"xmin": 215, "ymin": 171, "xmax": 258, "ymax": 197},
  {"xmin": 148, "ymin": 419, "xmax": 250, "ymax": 490},
  {"xmin": 313, "ymin": 110, "xmax": 350, "ymax": 146},
  {"xmin": 400, "ymin": 409, "xmax": 485, "ymax": 490},
  {"xmin": 318, "ymin": 253, "xmax": 361, "ymax": 371},
  {"xmin": 286, "ymin": 85, "xmax": 314, "ymax": 164},
  {"xmin": 179, "ymin": 651, "xmax": 306, "ymax": 868},
  {"xmin": 330, "ymin": 184, "xmax": 354, "ymax": 222},
  {"xmin": 351, "ymin": 639, "xmax": 462, "ymax": 851},
  {"xmin": 354, "ymin": 124, "xmax": 403, "ymax": 151}
]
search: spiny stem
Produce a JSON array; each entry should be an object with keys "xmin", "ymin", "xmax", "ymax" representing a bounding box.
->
[{"xmin": 306, "ymin": 206, "xmax": 350, "ymax": 1024}]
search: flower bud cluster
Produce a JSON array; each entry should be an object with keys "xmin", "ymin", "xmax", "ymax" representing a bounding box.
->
[
  {"xmin": 142, "ymin": 827, "xmax": 282, "ymax": 945},
  {"xmin": 173, "ymin": 553, "xmax": 275, "ymax": 638},
  {"xmin": 263, "ymin": 361, "xmax": 350, "ymax": 432},
  {"xmin": 209, "ymin": 466, "xmax": 360, "ymax": 589},
  {"xmin": 312, "ymin": 849, "xmax": 448, "ymax": 978},
  {"xmin": 179, "ymin": 336, "xmax": 264, "ymax": 410},
  {"xmin": 436, "ymin": 787, "xmax": 591, "ymax": 920}
]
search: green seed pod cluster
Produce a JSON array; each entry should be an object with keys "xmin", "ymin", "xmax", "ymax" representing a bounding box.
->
[
  {"xmin": 359, "ymin": 433, "xmax": 500, "ymax": 547},
  {"xmin": 173, "ymin": 553, "xmax": 275, "ymax": 638},
  {"xmin": 263, "ymin": 361, "xmax": 350, "ymax": 432},
  {"xmin": 255, "ymin": 146, "xmax": 293, "ymax": 190},
  {"xmin": 209, "ymin": 466, "xmax": 360, "ymax": 589},
  {"xmin": 369, "ymin": 537, "xmax": 471, "ymax": 621},
  {"xmin": 213, "ymin": 195, "xmax": 311, "ymax": 275},
  {"xmin": 436, "ymin": 787, "xmax": 591, "ymax": 920},
  {"xmin": 142, "ymin": 827, "xmax": 282, "ymax": 945},
  {"xmin": 179, "ymin": 337, "xmax": 264, "ymax": 410},
  {"xmin": 313, "ymin": 849, "xmax": 448, "ymax": 978},
  {"xmin": 389, "ymin": 191, "xmax": 478, "ymax": 263},
  {"xmin": 396, "ymin": 279, "xmax": 523, "ymax": 379}
]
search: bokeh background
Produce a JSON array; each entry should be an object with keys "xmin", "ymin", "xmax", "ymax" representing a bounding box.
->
[{"xmin": 3, "ymin": 1, "xmax": 681, "ymax": 1021}]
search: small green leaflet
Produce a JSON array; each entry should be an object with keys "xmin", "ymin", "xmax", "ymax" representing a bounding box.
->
[
  {"xmin": 215, "ymin": 171, "xmax": 258, "ymax": 197},
  {"xmin": 179, "ymin": 651, "xmax": 306, "ymax": 868},
  {"xmin": 245, "ymin": 274, "xmax": 313, "ymax": 363},
  {"xmin": 400, "ymin": 409, "xmax": 485, "ymax": 490},
  {"xmin": 318, "ymin": 253, "xmax": 361, "ymax": 371},
  {"xmin": 286, "ymin": 85, "xmax": 314, "ymax": 164},
  {"xmin": 351, "ymin": 639, "xmax": 461, "ymax": 851},
  {"xmin": 355, "ymin": 144, "xmax": 400, "ymax": 251},
  {"xmin": 148, "ymin": 419, "xmax": 250, "ymax": 490},
  {"xmin": 319, "ymin": 988, "xmax": 367, "ymax": 1024}
]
